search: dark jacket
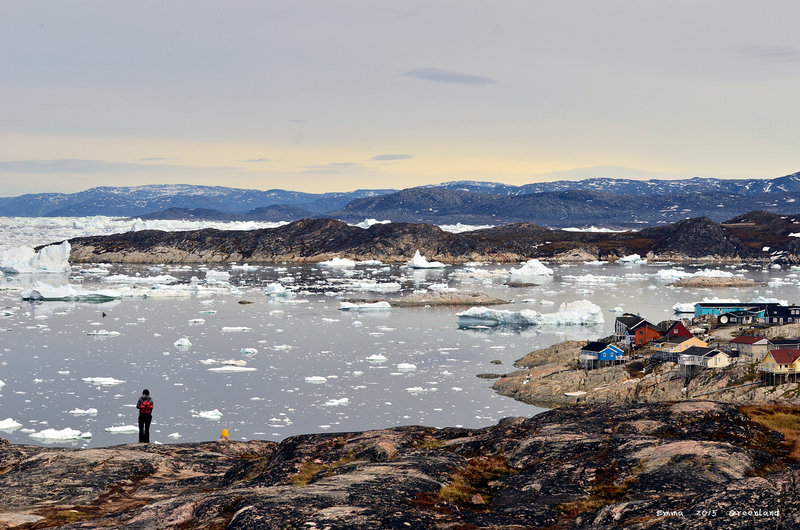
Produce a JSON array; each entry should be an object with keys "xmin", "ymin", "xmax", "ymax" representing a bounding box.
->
[{"xmin": 137, "ymin": 395, "xmax": 154, "ymax": 414}]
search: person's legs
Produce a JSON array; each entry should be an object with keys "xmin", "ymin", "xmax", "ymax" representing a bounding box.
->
[
  {"xmin": 143, "ymin": 414, "xmax": 152, "ymax": 443},
  {"xmin": 138, "ymin": 414, "xmax": 146, "ymax": 443}
]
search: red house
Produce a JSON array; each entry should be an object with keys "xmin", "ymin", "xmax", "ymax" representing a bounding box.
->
[
  {"xmin": 659, "ymin": 320, "xmax": 692, "ymax": 338},
  {"xmin": 632, "ymin": 322, "xmax": 662, "ymax": 346}
]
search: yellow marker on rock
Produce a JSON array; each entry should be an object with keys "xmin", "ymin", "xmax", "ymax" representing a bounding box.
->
[{"xmin": 220, "ymin": 428, "xmax": 229, "ymax": 439}]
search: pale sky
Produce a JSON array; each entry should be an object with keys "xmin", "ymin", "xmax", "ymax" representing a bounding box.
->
[{"xmin": 1, "ymin": 1, "xmax": 799, "ymax": 196}]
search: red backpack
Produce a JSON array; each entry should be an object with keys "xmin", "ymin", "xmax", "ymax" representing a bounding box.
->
[{"xmin": 140, "ymin": 399, "xmax": 153, "ymax": 414}]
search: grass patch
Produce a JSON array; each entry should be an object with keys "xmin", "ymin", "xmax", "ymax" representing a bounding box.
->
[
  {"xmin": 438, "ymin": 455, "xmax": 516, "ymax": 506},
  {"xmin": 290, "ymin": 455, "xmax": 355, "ymax": 486},
  {"xmin": 413, "ymin": 438, "xmax": 444, "ymax": 450},
  {"xmin": 741, "ymin": 404, "xmax": 800, "ymax": 461}
]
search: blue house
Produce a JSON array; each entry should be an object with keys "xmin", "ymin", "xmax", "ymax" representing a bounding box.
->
[
  {"xmin": 580, "ymin": 341, "xmax": 625, "ymax": 370},
  {"xmin": 693, "ymin": 302, "xmax": 776, "ymax": 319}
]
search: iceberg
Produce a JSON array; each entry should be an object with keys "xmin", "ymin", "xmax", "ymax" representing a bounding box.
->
[
  {"xmin": 173, "ymin": 337, "xmax": 192, "ymax": 347},
  {"xmin": 193, "ymin": 409, "xmax": 223, "ymax": 420},
  {"xmin": 339, "ymin": 301, "xmax": 392, "ymax": 311},
  {"xmin": 29, "ymin": 427, "xmax": 91, "ymax": 441},
  {"xmin": 0, "ymin": 418, "xmax": 22, "ymax": 431},
  {"xmin": 617, "ymin": 254, "xmax": 644, "ymax": 264},
  {"xmin": 457, "ymin": 300, "xmax": 604, "ymax": 328},
  {"xmin": 20, "ymin": 281, "xmax": 123, "ymax": 302},
  {"xmin": 0, "ymin": 241, "xmax": 71, "ymax": 274},
  {"xmin": 366, "ymin": 354, "xmax": 387, "ymax": 363},
  {"xmin": 82, "ymin": 377, "xmax": 125, "ymax": 385},
  {"xmin": 207, "ymin": 366, "xmax": 257, "ymax": 373},
  {"xmin": 405, "ymin": 251, "xmax": 446, "ymax": 269},
  {"xmin": 318, "ymin": 257, "xmax": 357, "ymax": 268},
  {"xmin": 397, "ymin": 363, "xmax": 417, "ymax": 372},
  {"xmin": 672, "ymin": 302, "xmax": 697, "ymax": 313},
  {"xmin": 205, "ymin": 270, "xmax": 231, "ymax": 284},
  {"xmin": 68, "ymin": 408, "xmax": 98, "ymax": 416},
  {"xmin": 104, "ymin": 425, "xmax": 139, "ymax": 433},
  {"xmin": 507, "ymin": 259, "xmax": 553, "ymax": 281},
  {"xmin": 264, "ymin": 283, "xmax": 291, "ymax": 297},
  {"xmin": 305, "ymin": 376, "xmax": 327, "ymax": 384},
  {"xmin": 85, "ymin": 330, "xmax": 121, "ymax": 336},
  {"xmin": 352, "ymin": 218, "xmax": 391, "ymax": 229},
  {"xmin": 221, "ymin": 326, "xmax": 252, "ymax": 332},
  {"xmin": 323, "ymin": 398, "xmax": 350, "ymax": 406}
]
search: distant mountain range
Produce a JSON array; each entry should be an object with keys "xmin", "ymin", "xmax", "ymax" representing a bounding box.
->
[{"xmin": 3, "ymin": 172, "xmax": 800, "ymax": 228}]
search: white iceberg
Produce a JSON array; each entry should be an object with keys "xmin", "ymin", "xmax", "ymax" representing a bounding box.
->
[
  {"xmin": 207, "ymin": 366, "xmax": 257, "ymax": 373},
  {"xmin": 68, "ymin": 408, "xmax": 98, "ymax": 416},
  {"xmin": 85, "ymin": 330, "xmax": 121, "ymax": 336},
  {"xmin": 0, "ymin": 418, "xmax": 22, "ymax": 431},
  {"xmin": 29, "ymin": 427, "xmax": 91, "ymax": 441},
  {"xmin": 323, "ymin": 397, "xmax": 350, "ymax": 406},
  {"xmin": 366, "ymin": 354, "xmax": 387, "ymax": 363},
  {"xmin": 20, "ymin": 281, "xmax": 123, "ymax": 302},
  {"xmin": 240, "ymin": 348, "xmax": 258, "ymax": 355},
  {"xmin": 0, "ymin": 241, "xmax": 71, "ymax": 274},
  {"xmin": 104, "ymin": 425, "xmax": 139, "ymax": 434},
  {"xmin": 397, "ymin": 363, "xmax": 417, "ymax": 372},
  {"xmin": 193, "ymin": 409, "xmax": 223, "ymax": 420},
  {"xmin": 507, "ymin": 259, "xmax": 553, "ymax": 280},
  {"xmin": 221, "ymin": 326, "xmax": 252, "ymax": 332},
  {"xmin": 174, "ymin": 337, "xmax": 192, "ymax": 347},
  {"xmin": 672, "ymin": 302, "xmax": 697, "ymax": 313},
  {"xmin": 305, "ymin": 376, "xmax": 327, "ymax": 384},
  {"xmin": 339, "ymin": 301, "xmax": 392, "ymax": 311},
  {"xmin": 617, "ymin": 254, "xmax": 644, "ymax": 264},
  {"xmin": 457, "ymin": 300, "xmax": 604, "ymax": 328},
  {"xmin": 204, "ymin": 270, "xmax": 231, "ymax": 284},
  {"xmin": 82, "ymin": 377, "xmax": 125, "ymax": 385},
  {"xmin": 405, "ymin": 251, "xmax": 446, "ymax": 269},
  {"xmin": 264, "ymin": 283, "xmax": 291, "ymax": 297},
  {"xmin": 352, "ymin": 218, "xmax": 391, "ymax": 229},
  {"xmin": 318, "ymin": 257, "xmax": 357, "ymax": 268}
]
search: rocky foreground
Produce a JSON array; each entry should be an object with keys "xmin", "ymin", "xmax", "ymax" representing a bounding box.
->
[{"xmin": 1, "ymin": 402, "xmax": 798, "ymax": 529}]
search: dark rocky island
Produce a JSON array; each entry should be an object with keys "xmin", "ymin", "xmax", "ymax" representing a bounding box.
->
[
  {"xmin": 63, "ymin": 211, "xmax": 800, "ymax": 265},
  {"xmin": 1, "ymin": 401, "xmax": 797, "ymax": 529}
]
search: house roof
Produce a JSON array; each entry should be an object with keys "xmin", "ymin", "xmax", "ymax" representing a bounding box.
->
[
  {"xmin": 653, "ymin": 335, "xmax": 693, "ymax": 344},
  {"xmin": 769, "ymin": 339, "xmax": 800, "ymax": 347},
  {"xmin": 768, "ymin": 349, "xmax": 800, "ymax": 365},
  {"xmin": 582, "ymin": 341, "xmax": 611, "ymax": 353},
  {"xmin": 616, "ymin": 314, "xmax": 645, "ymax": 329},
  {"xmin": 631, "ymin": 320, "xmax": 657, "ymax": 332},
  {"xmin": 731, "ymin": 336, "xmax": 768, "ymax": 345},
  {"xmin": 681, "ymin": 346, "xmax": 718, "ymax": 357}
]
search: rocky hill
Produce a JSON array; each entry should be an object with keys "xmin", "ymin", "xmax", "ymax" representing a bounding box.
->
[
  {"xmin": 138, "ymin": 204, "xmax": 317, "ymax": 222},
  {"xmin": 1, "ymin": 401, "xmax": 797, "ymax": 529},
  {"xmin": 64, "ymin": 211, "xmax": 800, "ymax": 264}
]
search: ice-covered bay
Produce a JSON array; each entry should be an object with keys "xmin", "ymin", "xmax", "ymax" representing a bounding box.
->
[{"xmin": 1, "ymin": 233, "xmax": 795, "ymax": 447}]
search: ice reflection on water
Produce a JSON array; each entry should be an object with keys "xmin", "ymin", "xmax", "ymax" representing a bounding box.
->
[{"xmin": 1, "ymin": 260, "xmax": 797, "ymax": 447}]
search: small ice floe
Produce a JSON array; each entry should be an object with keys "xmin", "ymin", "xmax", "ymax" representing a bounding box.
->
[
  {"xmin": 168, "ymin": 432, "xmax": 182, "ymax": 439},
  {"xmin": 672, "ymin": 302, "xmax": 697, "ymax": 313},
  {"xmin": 188, "ymin": 318, "xmax": 205, "ymax": 325},
  {"xmin": 305, "ymin": 376, "xmax": 327, "ymax": 384},
  {"xmin": 318, "ymin": 257, "xmax": 357, "ymax": 268},
  {"xmin": 208, "ymin": 366, "xmax": 257, "ymax": 373},
  {"xmin": 85, "ymin": 329, "xmax": 121, "ymax": 337},
  {"xmin": 397, "ymin": 363, "xmax": 417, "ymax": 372},
  {"xmin": 104, "ymin": 425, "xmax": 139, "ymax": 434},
  {"xmin": 205, "ymin": 270, "xmax": 231, "ymax": 284},
  {"xmin": 405, "ymin": 250, "xmax": 446, "ymax": 269},
  {"xmin": 231, "ymin": 263, "xmax": 258, "ymax": 271},
  {"xmin": 0, "ymin": 418, "xmax": 22, "ymax": 431},
  {"xmin": 82, "ymin": 377, "xmax": 125, "ymax": 386},
  {"xmin": 655, "ymin": 269, "xmax": 693, "ymax": 282},
  {"xmin": 192, "ymin": 409, "xmax": 223, "ymax": 420},
  {"xmin": 29, "ymin": 427, "xmax": 91, "ymax": 441},
  {"xmin": 617, "ymin": 254, "xmax": 645, "ymax": 264},
  {"xmin": 406, "ymin": 387, "xmax": 431, "ymax": 395},
  {"xmin": 346, "ymin": 281, "xmax": 402, "ymax": 293},
  {"xmin": 240, "ymin": 348, "xmax": 258, "ymax": 355},
  {"xmin": 20, "ymin": 281, "xmax": 123, "ymax": 302},
  {"xmin": 584, "ymin": 260, "xmax": 608, "ymax": 266},
  {"xmin": 273, "ymin": 344, "xmax": 292, "ymax": 351},
  {"xmin": 507, "ymin": 259, "xmax": 554, "ymax": 281},
  {"xmin": 339, "ymin": 301, "xmax": 392, "ymax": 311},
  {"xmin": 457, "ymin": 300, "xmax": 604, "ymax": 328},
  {"xmin": 103, "ymin": 274, "xmax": 179, "ymax": 285},
  {"xmin": 0, "ymin": 241, "xmax": 71, "ymax": 274},
  {"xmin": 439, "ymin": 223, "xmax": 494, "ymax": 233},
  {"xmin": 68, "ymin": 408, "xmax": 98, "ymax": 416},
  {"xmin": 265, "ymin": 283, "xmax": 293, "ymax": 297},
  {"xmin": 0, "ymin": 380, "xmax": 5, "ymax": 388},
  {"xmin": 174, "ymin": 337, "xmax": 192, "ymax": 347},
  {"xmin": 366, "ymin": 354, "xmax": 387, "ymax": 363},
  {"xmin": 221, "ymin": 326, "xmax": 252, "ymax": 332},
  {"xmin": 323, "ymin": 397, "xmax": 350, "ymax": 406}
]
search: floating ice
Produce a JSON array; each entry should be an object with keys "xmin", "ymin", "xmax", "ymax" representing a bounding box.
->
[
  {"xmin": 208, "ymin": 366, "xmax": 257, "ymax": 373},
  {"xmin": 397, "ymin": 363, "xmax": 417, "ymax": 372},
  {"xmin": 221, "ymin": 326, "xmax": 252, "ymax": 332},
  {"xmin": 0, "ymin": 418, "xmax": 22, "ymax": 431},
  {"xmin": 168, "ymin": 432, "xmax": 182, "ymax": 439},
  {"xmin": 318, "ymin": 257, "xmax": 357, "ymax": 268},
  {"xmin": 85, "ymin": 330, "xmax": 121, "ymax": 336},
  {"xmin": 20, "ymin": 281, "xmax": 123, "ymax": 302},
  {"xmin": 405, "ymin": 251, "xmax": 446, "ymax": 269},
  {"xmin": 366, "ymin": 354, "xmax": 387, "ymax": 363},
  {"xmin": 439, "ymin": 223, "xmax": 494, "ymax": 233},
  {"xmin": 264, "ymin": 283, "xmax": 292, "ymax": 297},
  {"xmin": 339, "ymin": 301, "xmax": 392, "ymax": 311},
  {"xmin": 193, "ymin": 409, "xmax": 223, "ymax": 420},
  {"xmin": 68, "ymin": 408, "xmax": 98, "ymax": 416},
  {"xmin": 655, "ymin": 269, "xmax": 693, "ymax": 281},
  {"xmin": 29, "ymin": 427, "xmax": 91, "ymax": 441},
  {"xmin": 240, "ymin": 348, "xmax": 258, "ymax": 355},
  {"xmin": 507, "ymin": 259, "xmax": 553, "ymax": 280},
  {"xmin": 323, "ymin": 398, "xmax": 350, "ymax": 406},
  {"xmin": 305, "ymin": 376, "xmax": 327, "ymax": 384},
  {"xmin": 672, "ymin": 302, "xmax": 697, "ymax": 313},
  {"xmin": 345, "ymin": 281, "xmax": 402, "ymax": 293},
  {"xmin": 457, "ymin": 300, "xmax": 604, "ymax": 328},
  {"xmin": 0, "ymin": 380, "xmax": 5, "ymax": 388},
  {"xmin": 81, "ymin": 377, "xmax": 125, "ymax": 385},
  {"xmin": 617, "ymin": 254, "xmax": 644, "ymax": 264},
  {"xmin": 0, "ymin": 241, "xmax": 71, "ymax": 274},
  {"xmin": 104, "ymin": 425, "xmax": 139, "ymax": 433},
  {"xmin": 174, "ymin": 337, "xmax": 192, "ymax": 347},
  {"xmin": 204, "ymin": 270, "xmax": 231, "ymax": 284}
]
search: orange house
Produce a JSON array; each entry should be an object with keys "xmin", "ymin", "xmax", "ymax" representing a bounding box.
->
[{"xmin": 632, "ymin": 322, "xmax": 662, "ymax": 346}]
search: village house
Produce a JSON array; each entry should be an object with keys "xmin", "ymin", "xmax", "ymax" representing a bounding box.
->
[
  {"xmin": 678, "ymin": 346, "xmax": 730, "ymax": 379},
  {"xmin": 764, "ymin": 305, "xmax": 800, "ymax": 325},
  {"xmin": 718, "ymin": 310, "xmax": 761, "ymax": 326},
  {"xmin": 614, "ymin": 313, "xmax": 650, "ymax": 346},
  {"xmin": 729, "ymin": 336, "xmax": 770, "ymax": 358},
  {"xmin": 650, "ymin": 335, "xmax": 708, "ymax": 363},
  {"xmin": 658, "ymin": 320, "xmax": 693, "ymax": 338},
  {"xmin": 769, "ymin": 339, "xmax": 800, "ymax": 351},
  {"xmin": 758, "ymin": 349, "xmax": 800, "ymax": 385},
  {"xmin": 631, "ymin": 321, "xmax": 661, "ymax": 347},
  {"xmin": 579, "ymin": 342, "xmax": 625, "ymax": 370}
]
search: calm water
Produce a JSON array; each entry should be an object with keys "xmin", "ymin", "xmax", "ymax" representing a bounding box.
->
[{"xmin": 1, "ymin": 258, "xmax": 796, "ymax": 447}]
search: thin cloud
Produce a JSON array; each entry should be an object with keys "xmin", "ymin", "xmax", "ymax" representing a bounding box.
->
[
  {"xmin": 241, "ymin": 158, "xmax": 270, "ymax": 163},
  {"xmin": 372, "ymin": 154, "xmax": 413, "ymax": 161},
  {"xmin": 735, "ymin": 44, "xmax": 800, "ymax": 62},
  {"xmin": 400, "ymin": 67, "xmax": 495, "ymax": 85}
]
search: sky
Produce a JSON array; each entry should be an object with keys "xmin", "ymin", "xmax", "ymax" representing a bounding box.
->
[{"xmin": 1, "ymin": 1, "xmax": 799, "ymax": 196}]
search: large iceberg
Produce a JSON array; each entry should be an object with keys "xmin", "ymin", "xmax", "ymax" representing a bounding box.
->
[
  {"xmin": 318, "ymin": 257, "xmax": 357, "ymax": 268},
  {"xmin": 507, "ymin": 259, "xmax": 553, "ymax": 281},
  {"xmin": 457, "ymin": 300, "xmax": 604, "ymax": 328},
  {"xmin": 0, "ymin": 241, "xmax": 71, "ymax": 274},
  {"xmin": 20, "ymin": 281, "xmax": 123, "ymax": 302},
  {"xmin": 405, "ymin": 251, "xmax": 446, "ymax": 269}
]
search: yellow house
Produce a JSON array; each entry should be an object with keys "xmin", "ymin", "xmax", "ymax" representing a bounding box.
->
[
  {"xmin": 759, "ymin": 349, "xmax": 800, "ymax": 384},
  {"xmin": 650, "ymin": 335, "xmax": 707, "ymax": 354}
]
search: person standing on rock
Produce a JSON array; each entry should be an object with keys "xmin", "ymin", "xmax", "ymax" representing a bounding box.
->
[{"xmin": 136, "ymin": 389, "xmax": 154, "ymax": 443}]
